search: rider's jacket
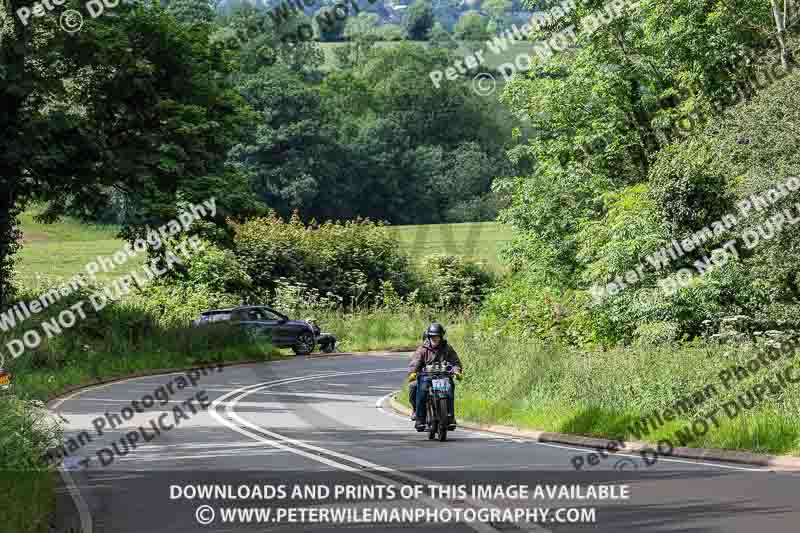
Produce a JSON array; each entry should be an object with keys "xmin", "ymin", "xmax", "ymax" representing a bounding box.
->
[{"xmin": 408, "ymin": 339, "xmax": 462, "ymax": 375}]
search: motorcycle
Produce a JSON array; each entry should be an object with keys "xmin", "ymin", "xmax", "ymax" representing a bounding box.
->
[{"xmin": 421, "ymin": 362, "xmax": 456, "ymax": 442}]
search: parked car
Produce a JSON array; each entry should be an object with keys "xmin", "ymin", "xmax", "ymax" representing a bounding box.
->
[{"xmin": 193, "ymin": 306, "xmax": 316, "ymax": 355}]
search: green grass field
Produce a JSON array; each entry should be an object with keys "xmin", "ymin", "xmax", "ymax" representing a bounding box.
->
[
  {"xmin": 385, "ymin": 221, "xmax": 513, "ymax": 272},
  {"xmin": 16, "ymin": 211, "xmax": 145, "ymax": 287},
  {"xmin": 16, "ymin": 214, "xmax": 512, "ymax": 283}
]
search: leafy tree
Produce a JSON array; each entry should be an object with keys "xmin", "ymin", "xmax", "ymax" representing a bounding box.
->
[
  {"xmin": 429, "ymin": 21, "xmax": 458, "ymax": 49},
  {"xmin": 403, "ymin": 0, "xmax": 435, "ymax": 40},
  {"xmin": 453, "ymin": 11, "xmax": 489, "ymax": 41},
  {"xmin": 315, "ymin": 6, "xmax": 347, "ymax": 41},
  {"xmin": 0, "ymin": 0, "xmax": 260, "ymax": 304},
  {"xmin": 166, "ymin": 0, "xmax": 216, "ymax": 25},
  {"xmin": 483, "ymin": 0, "xmax": 512, "ymax": 25},
  {"xmin": 230, "ymin": 65, "xmax": 339, "ymax": 217}
]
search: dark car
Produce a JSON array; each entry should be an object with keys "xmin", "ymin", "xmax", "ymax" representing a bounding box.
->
[{"xmin": 193, "ymin": 306, "xmax": 316, "ymax": 355}]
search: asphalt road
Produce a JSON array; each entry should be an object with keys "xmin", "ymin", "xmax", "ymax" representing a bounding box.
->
[{"xmin": 48, "ymin": 353, "xmax": 800, "ymax": 533}]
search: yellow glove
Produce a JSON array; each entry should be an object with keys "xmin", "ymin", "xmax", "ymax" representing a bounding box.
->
[
  {"xmin": 407, "ymin": 372, "xmax": 417, "ymax": 383},
  {"xmin": 455, "ymin": 371, "xmax": 464, "ymax": 381}
]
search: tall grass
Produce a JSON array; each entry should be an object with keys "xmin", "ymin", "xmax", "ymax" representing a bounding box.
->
[
  {"xmin": 450, "ymin": 335, "xmax": 800, "ymax": 455},
  {"xmin": 0, "ymin": 394, "xmax": 62, "ymax": 533},
  {"xmin": 313, "ymin": 307, "xmax": 481, "ymax": 352},
  {"xmin": 2, "ymin": 288, "xmax": 277, "ymax": 401}
]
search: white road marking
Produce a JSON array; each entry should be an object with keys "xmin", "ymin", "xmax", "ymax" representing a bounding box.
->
[
  {"xmin": 214, "ymin": 369, "xmax": 551, "ymax": 532},
  {"xmin": 58, "ymin": 468, "xmax": 93, "ymax": 533},
  {"xmin": 249, "ymin": 391, "xmax": 376, "ymax": 401},
  {"xmin": 111, "ymin": 450, "xmax": 289, "ymax": 462},
  {"xmin": 46, "ymin": 367, "xmax": 341, "ymax": 533}
]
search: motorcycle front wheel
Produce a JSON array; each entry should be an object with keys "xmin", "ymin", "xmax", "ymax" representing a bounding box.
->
[
  {"xmin": 437, "ymin": 397, "xmax": 448, "ymax": 442},
  {"xmin": 427, "ymin": 400, "xmax": 436, "ymax": 439}
]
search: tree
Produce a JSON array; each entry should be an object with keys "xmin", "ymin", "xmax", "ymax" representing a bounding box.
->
[
  {"xmin": 483, "ymin": 0, "xmax": 512, "ymax": 25},
  {"xmin": 770, "ymin": 0, "xmax": 795, "ymax": 70},
  {"xmin": 315, "ymin": 6, "xmax": 347, "ymax": 41},
  {"xmin": 403, "ymin": 0, "xmax": 435, "ymax": 40},
  {"xmin": 230, "ymin": 65, "xmax": 340, "ymax": 218},
  {"xmin": 0, "ymin": 0, "xmax": 260, "ymax": 304},
  {"xmin": 453, "ymin": 11, "xmax": 489, "ymax": 41},
  {"xmin": 429, "ymin": 21, "xmax": 458, "ymax": 49},
  {"xmin": 166, "ymin": 0, "xmax": 216, "ymax": 25}
]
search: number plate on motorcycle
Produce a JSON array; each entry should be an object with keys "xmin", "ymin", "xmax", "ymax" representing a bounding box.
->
[{"xmin": 432, "ymin": 378, "xmax": 450, "ymax": 392}]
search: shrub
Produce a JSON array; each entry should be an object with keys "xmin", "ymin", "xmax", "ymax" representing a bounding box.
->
[
  {"xmin": 137, "ymin": 284, "xmax": 242, "ymax": 327},
  {"xmin": 269, "ymin": 278, "xmax": 343, "ymax": 318},
  {"xmin": 419, "ymin": 254, "xmax": 496, "ymax": 312},
  {"xmin": 232, "ymin": 213, "xmax": 416, "ymax": 308}
]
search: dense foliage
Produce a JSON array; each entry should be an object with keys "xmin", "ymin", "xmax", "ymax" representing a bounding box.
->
[{"xmin": 491, "ymin": 0, "xmax": 800, "ymax": 346}]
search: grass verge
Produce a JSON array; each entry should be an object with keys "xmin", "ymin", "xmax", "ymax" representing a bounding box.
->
[
  {"xmin": 0, "ymin": 473, "xmax": 56, "ymax": 533},
  {"xmin": 397, "ymin": 335, "xmax": 800, "ymax": 457}
]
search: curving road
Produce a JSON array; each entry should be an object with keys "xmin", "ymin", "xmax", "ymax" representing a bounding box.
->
[{"xmin": 49, "ymin": 353, "xmax": 800, "ymax": 533}]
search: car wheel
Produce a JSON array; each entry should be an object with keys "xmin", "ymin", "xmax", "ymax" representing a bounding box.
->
[{"xmin": 293, "ymin": 333, "xmax": 314, "ymax": 355}]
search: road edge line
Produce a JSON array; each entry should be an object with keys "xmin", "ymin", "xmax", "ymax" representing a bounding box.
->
[{"xmin": 383, "ymin": 391, "xmax": 800, "ymax": 471}]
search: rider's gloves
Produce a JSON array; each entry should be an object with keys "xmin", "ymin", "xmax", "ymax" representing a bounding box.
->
[
  {"xmin": 455, "ymin": 371, "xmax": 464, "ymax": 381},
  {"xmin": 407, "ymin": 372, "xmax": 417, "ymax": 383}
]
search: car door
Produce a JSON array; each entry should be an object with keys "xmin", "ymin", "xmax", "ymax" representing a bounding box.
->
[
  {"xmin": 257, "ymin": 307, "xmax": 292, "ymax": 347},
  {"xmin": 236, "ymin": 308, "xmax": 281, "ymax": 343}
]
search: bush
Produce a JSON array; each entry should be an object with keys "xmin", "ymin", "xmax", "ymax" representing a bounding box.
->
[
  {"xmin": 269, "ymin": 278, "xmax": 343, "ymax": 318},
  {"xmin": 138, "ymin": 284, "xmax": 242, "ymax": 327},
  {"xmin": 232, "ymin": 213, "xmax": 416, "ymax": 308},
  {"xmin": 418, "ymin": 254, "xmax": 496, "ymax": 312}
]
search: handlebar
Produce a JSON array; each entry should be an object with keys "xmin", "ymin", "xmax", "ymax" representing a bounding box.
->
[{"xmin": 421, "ymin": 363, "xmax": 455, "ymax": 374}]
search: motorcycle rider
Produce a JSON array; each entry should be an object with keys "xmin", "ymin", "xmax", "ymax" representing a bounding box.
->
[{"xmin": 407, "ymin": 322, "xmax": 463, "ymax": 432}]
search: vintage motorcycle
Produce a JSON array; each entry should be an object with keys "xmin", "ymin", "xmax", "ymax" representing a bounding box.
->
[{"xmin": 421, "ymin": 362, "xmax": 456, "ymax": 442}]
